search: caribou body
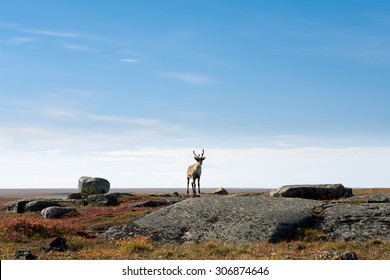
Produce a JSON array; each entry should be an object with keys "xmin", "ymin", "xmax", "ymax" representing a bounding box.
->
[{"xmin": 187, "ymin": 149, "xmax": 205, "ymax": 196}]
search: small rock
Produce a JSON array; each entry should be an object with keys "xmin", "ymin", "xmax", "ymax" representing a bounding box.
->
[
  {"xmin": 45, "ymin": 236, "xmax": 67, "ymax": 252},
  {"xmin": 41, "ymin": 206, "xmax": 78, "ymax": 219},
  {"xmin": 319, "ymin": 251, "xmax": 358, "ymax": 260},
  {"xmin": 24, "ymin": 200, "xmax": 61, "ymax": 212},
  {"xmin": 15, "ymin": 249, "xmax": 37, "ymax": 260},
  {"xmin": 214, "ymin": 187, "xmax": 229, "ymax": 195},
  {"xmin": 67, "ymin": 193, "xmax": 83, "ymax": 199},
  {"xmin": 130, "ymin": 200, "xmax": 168, "ymax": 207},
  {"xmin": 85, "ymin": 193, "xmax": 119, "ymax": 206},
  {"xmin": 6, "ymin": 199, "xmax": 32, "ymax": 213}
]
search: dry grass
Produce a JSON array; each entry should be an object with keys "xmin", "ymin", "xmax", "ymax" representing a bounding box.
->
[{"xmin": 1, "ymin": 189, "xmax": 390, "ymax": 260}]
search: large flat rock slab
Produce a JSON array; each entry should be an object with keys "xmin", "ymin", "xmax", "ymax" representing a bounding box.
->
[
  {"xmin": 100, "ymin": 196, "xmax": 323, "ymax": 244},
  {"xmin": 270, "ymin": 184, "xmax": 353, "ymax": 200}
]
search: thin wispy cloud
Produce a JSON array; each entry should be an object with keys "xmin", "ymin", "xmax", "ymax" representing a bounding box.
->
[
  {"xmin": 275, "ymin": 135, "xmax": 301, "ymax": 139},
  {"xmin": 162, "ymin": 71, "xmax": 215, "ymax": 86},
  {"xmin": 21, "ymin": 27, "xmax": 79, "ymax": 38},
  {"xmin": 44, "ymin": 109, "xmax": 75, "ymax": 118},
  {"xmin": 86, "ymin": 114, "xmax": 161, "ymax": 126},
  {"xmin": 57, "ymin": 88, "xmax": 97, "ymax": 96},
  {"xmin": 1, "ymin": 22, "xmax": 109, "ymax": 42},
  {"xmin": 120, "ymin": 58, "xmax": 142, "ymax": 64},
  {"xmin": 63, "ymin": 44, "xmax": 99, "ymax": 53},
  {"xmin": 7, "ymin": 37, "xmax": 38, "ymax": 44}
]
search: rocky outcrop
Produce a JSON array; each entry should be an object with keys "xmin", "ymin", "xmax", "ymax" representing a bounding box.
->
[
  {"xmin": 78, "ymin": 176, "xmax": 110, "ymax": 196},
  {"xmin": 100, "ymin": 196, "xmax": 324, "ymax": 244},
  {"xmin": 100, "ymin": 192, "xmax": 390, "ymax": 244},
  {"xmin": 41, "ymin": 206, "xmax": 78, "ymax": 219},
  {"xmin": 270, "ymin": 184, "xmax": 353, "ymax": 200}
]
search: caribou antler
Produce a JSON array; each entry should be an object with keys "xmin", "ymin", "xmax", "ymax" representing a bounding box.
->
[{"xmin": 193, "ymin": 149, "xmax": 205, "ymax": 158}]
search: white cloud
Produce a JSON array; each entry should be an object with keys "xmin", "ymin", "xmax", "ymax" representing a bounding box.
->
[
  {"xmin": 120, "ymin": 58, "xmax": 141, "ymax": 64},
  {"xmin": 21, "ymin": 28, "xmax": 78, "ymax": 38},
  {"xmin": 275, "ymin": 135, "xmax": 301, "ymax": 138},
  {"xmin": 7, "ymin": 37, "xmax": 38, "ymax": 44},
  {"xmin": 163, "ymin": 71, "xmax": 215, "ymax": 86},
  {"xmin": 57, "ymin": 88, "xmax": 96, "ymax": 96},
  {"xmin": 44, "ymin": 109, "xmax": 75, "ymax": 118},
  {"xmin": 86, "ymin": 114, "xmax": 161, "ymax": 126},
  {"xmin": 63, "ymin": 44, "xmax": 98, "ymax": 53}
]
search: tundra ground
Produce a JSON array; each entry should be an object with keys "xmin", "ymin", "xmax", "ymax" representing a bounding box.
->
[{"xmin": 1, "ymin": 188, "xmax": 390, "ymax": 260}]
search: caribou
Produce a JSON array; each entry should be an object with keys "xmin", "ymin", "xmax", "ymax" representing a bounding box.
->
[{"xmin": 186, "ymin": 149, "xmax": 206, "ymax": 196}]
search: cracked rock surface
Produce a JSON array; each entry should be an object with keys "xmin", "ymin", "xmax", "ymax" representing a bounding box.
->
[
  {"xmin": 100, "ymin": 196, "xmax": 324, "ymax": 244},
  {"xmin": 100, "ymin": 193, "xmax": 390, "ymax": 244},
  {"xmin": 321, "ymin": 203, "xmax": 390, "ymax": 241}
]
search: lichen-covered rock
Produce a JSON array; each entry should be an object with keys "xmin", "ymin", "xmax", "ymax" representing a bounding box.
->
[
  {"xmin": 100, "ymin": 196, "xmax": 324, "ymax": 244},
  {"xmin": 78, "ymin": 176, "xmax": 110, "ymax": 196},
  {"xmin": 270, "ymin": 184, "xmax": 353, "ymax": 200},
  {"xmin": 5, "ymin": 199, "xmax": 32, "ymax": 213},
  {"xmin": 24, "ymin": 200, "xmax": 61, "ymax": 212},
  {"xmin": 85, "ymin": 193, "xmax": 119, "ymax": 206},
  {"xmin": 41, "ymin": 206, "xmax": 78, "ymax": 219},
  {"xmin": 321, "ymin": 203, "xmax": 390, "ymax": 241}
]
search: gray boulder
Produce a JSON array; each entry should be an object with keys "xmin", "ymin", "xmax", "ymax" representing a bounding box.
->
[
  {"xmin": 270, "ymin": 184, "xmax": 353, "ymax": 200},
  {"xmin": 78, "ymin": 176, "xmax": 110, "ymax": 196},
  {"xmin": 24, "ymin": 200, "xmax": 61, "ymax": 212},
  {"xmin": 6, "ymin": 199, "xmax": 32, "ymax": 213},
  {"xmin": 85, "ymin": 193, "xmax": 119, "ymax": 206},
  {"xmin": 41, "ymin": 206, "xmax": 78, "ymax": 219}
]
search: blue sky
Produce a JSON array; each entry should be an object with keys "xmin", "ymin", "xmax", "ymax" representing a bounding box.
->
[{"xmin": 1, "ymin": 0, "xmax": 390, "ymax": 189}]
